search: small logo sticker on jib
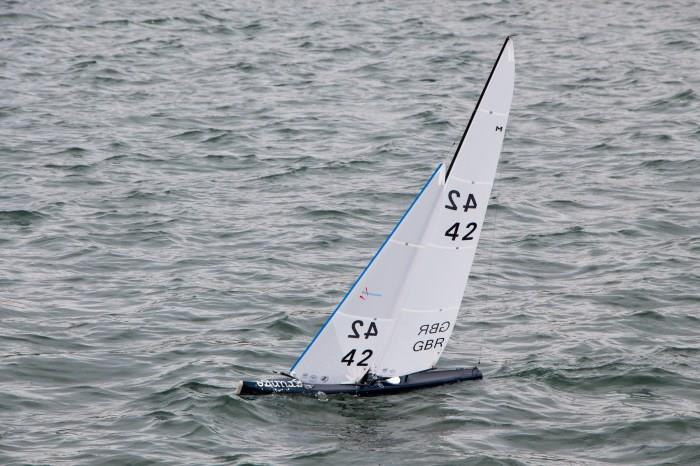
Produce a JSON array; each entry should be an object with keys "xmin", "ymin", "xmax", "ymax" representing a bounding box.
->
[{"xmin": 359, "ymin": 287, "xmax": 382, "ymax": 301}]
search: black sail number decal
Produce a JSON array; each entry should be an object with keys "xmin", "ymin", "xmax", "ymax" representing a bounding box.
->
[
  {"xmin": 463, "ymin": 193, "xmax": 477, "ymax": 212},
  {"xmin": 443, "ymin": 189, "xmax": 479, "ymax": 242},
  {"xmin": 444, "ymin": 190, "xmax": 478, "ymax": 212},
  {"xmin": 348, "ymin": 320, "xmax": 378, "ymax": 339},
  {"xmin": 462, "ymin": 222, "xmax": 477, "ymax": 240},
  {"xmin": 348, "ymin": 320, "xmax": 361, "ymax": 338},
  {"xmin": 445, "ymin": 222, "xmax": 460, "ymax": 241},
  {"xmin": 357, "ymin": 349, "xmax": 372, "ymax": 366},
  {"xmin": 341, "ymin": 349, "xmax": 356, "ymax": 365},
  {"xmin": 364, "ymin": 321, "xmax": 378, "ymax": 338},
  {"xmin": 445, "ymin": 222, "xmax": 478, "ymax": 241},
  {"xmin": 445, "ymin": 190, "xmax": 460, "ymax": 210},
  {"xmin": 341, "ymin": 349, "xmax": 373, "ymax": 366},
  {"xmin": 343, "ymin": 320, "xmax": 377, "ymax": 365}
]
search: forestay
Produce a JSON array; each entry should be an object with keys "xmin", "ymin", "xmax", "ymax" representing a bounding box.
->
[{"xmin": 290, "ymin": 38, "xmax": 515, "ymax": 385}]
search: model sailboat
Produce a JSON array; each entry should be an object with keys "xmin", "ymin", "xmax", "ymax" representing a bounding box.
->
[{"xmin": 237, "ymin": 37, "xmax": 515, "ymax": 396}]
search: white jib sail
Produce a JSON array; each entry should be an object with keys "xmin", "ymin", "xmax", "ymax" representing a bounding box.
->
[{"xmin": 290, "ymin": 38, "xmax": 515, "ymax": 385}]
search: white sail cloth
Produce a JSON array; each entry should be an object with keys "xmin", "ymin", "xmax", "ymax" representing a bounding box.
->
[{"xmin": 290, "ymin": 38, "xmax": 515, "ymax": 384}]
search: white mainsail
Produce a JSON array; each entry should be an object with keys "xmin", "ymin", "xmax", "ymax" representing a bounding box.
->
[{"xmin": 290, "ymin": 38, "xmax": 515, "ymax": 385}]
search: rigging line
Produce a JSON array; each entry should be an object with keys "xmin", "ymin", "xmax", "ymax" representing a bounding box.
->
[{"xmin": 445, "ymin": 36, "xmax": 511, "ymax": 180}]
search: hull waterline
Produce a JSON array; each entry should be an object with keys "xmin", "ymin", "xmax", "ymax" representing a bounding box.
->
[{"xmin": 236, "ymin": 367, "xmax": 482, "ymax": 397}]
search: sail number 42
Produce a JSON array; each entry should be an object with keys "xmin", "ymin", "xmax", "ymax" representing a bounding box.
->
[
  {"xmin": 341, "ymin": 349, "xmax": 372, "ymax": 366},
  {"xmin": 348, "ymin": 320, "xmax": 378, "ymax": 339},
  {"xmin": 444, "ymin": 190, "xmax": 478, "ymax": 241},
  {"xmin": 342, "ymin": 320, "xmax": 378, "ymax": 366},
  {"xmin": 445, "ymin": 190, "xmax": 477, "ymax": 212}
]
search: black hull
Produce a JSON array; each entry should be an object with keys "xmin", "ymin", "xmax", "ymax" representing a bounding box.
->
[{"xmin": 236, "ymin": 367, "xmax": 482, "ymax": 397}]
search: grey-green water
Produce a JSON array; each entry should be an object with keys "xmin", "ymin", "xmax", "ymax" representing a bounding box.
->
[{"xmin": 1, "ymin": 1, "xmax": 699, "ymax": 464}]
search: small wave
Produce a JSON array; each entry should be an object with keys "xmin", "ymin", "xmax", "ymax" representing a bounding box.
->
[
  {"xmin": 98, "ymin": 19, "xmax": 130, "ymax": 26},
  {"xmin": 44, "ymin": 163, "xmax": 92, "ymax": 172},
  {"xmin": 0, "ymin": 12, "xmax": 45, "ymax": 23},
  {"xmin": 640, "ymin": 158, "xmax": 698, "ymax": 173},
  {"xmin": 506, "ymin": 363, "xmax": 682, "ymax": 393},
  {"xmin": 254, "ymin": 166, "xmax": 309, "ymax": 181},
  {"xmin": 517, "ymin": 225, "xmax": 588, "ymax": 243},
  {"xmin": 628, "ymin": 309, "xmax": 665, "ymax": 320},
  {"xmin": 636, "ymin": 88, "xmax": 697, "ymax": 112},
  {"xmin": 0, "ymin": 210, "xmax": 45, "ymax": 226},
  {"xmin": 67, "ymin": 60, "xmax": 97, "ymax": 71},
  {"xmin": 544, "ymin": 199, "xmax": 586, "ymax": 209},
  {"xmin": 141, "ymin": 16, "xmax": 200, "ymax": 26},
  {"xmin": 297, "ymin": 207, "xmax": 350, "ymax": 220},
  {"xmin": 460, "ymin": 13, "xmax": 492, "ymax": 23},
  {"xmin": 656, "ymin": 346, "xmax": 700, "ymax": 357},
  {"xmin": 203, "ymin": 131, "xmax": 235, "ymax": 143},
  {"xmin": 267, "ymin": 317, "xmax": 305, "ymax": 337},
  {"xmin": 170, "ymin": 129, "xmax": 204, "ymax": 139},
  {"xmin": 170, "ymin": 128, "xmax": 239, "ymax": 142},
  {"xmin": 242, "ymin": 20, "xmax": 263, "ymax": 31}
]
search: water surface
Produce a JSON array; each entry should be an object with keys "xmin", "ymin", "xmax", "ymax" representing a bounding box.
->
[{"xmin": 1, "ymin": 1, "xmax": 699, "ymax": 464}]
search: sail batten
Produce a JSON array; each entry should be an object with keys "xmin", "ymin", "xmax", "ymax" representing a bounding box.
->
[{"xmin": 290, "ymin": 38, "xmax": 514, "ymax": 385}]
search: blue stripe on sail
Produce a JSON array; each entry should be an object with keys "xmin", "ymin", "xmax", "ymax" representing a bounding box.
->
[{"xmin": 290, "ymin": 163, "xmax": 443, "ymax": 373}]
